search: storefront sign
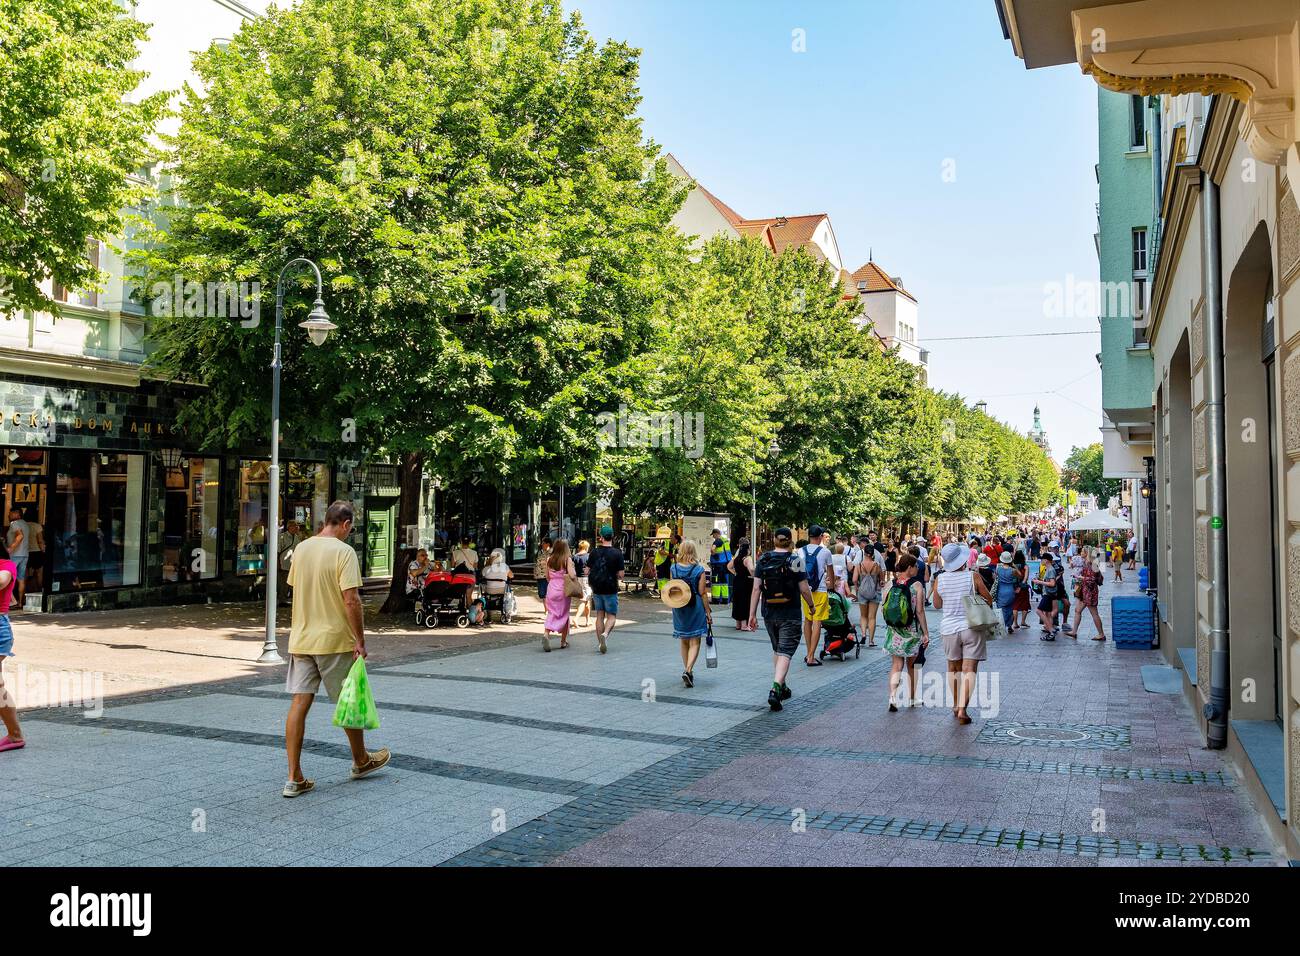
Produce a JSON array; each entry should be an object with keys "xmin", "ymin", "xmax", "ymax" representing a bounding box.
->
[{"xmin": 0, "ymin": 408, "xmax": 179, "ymax": 438}]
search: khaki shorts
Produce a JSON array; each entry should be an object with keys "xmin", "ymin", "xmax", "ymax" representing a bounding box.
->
[
  {"xmin": 285, "ymin": 652, "xmax": 353, "ymax": 699},
  {"xmin": 942, "ymin": 627, "xmax": 987, "ymax": 662}
]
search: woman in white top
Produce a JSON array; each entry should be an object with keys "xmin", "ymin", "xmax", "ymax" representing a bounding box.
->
[
  {"xmin": 930, "ymin": 542, "xmax": 993, "ymax": 725},
  {"xmin": 480, "ymin": 549, "xmax": 512, "ymax": 595}
]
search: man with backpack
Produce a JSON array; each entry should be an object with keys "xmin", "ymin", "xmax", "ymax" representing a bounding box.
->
[
  {"xmin": 585, "ymin": 526, "xmax": 625, "ymax": 653},
  {"xmin": 748, "ymin": 527, "xmax": 815, "ymax": 711},
  {"xmin": 798, "ymin": 525, "xmax": 836, "ymax": 667}
]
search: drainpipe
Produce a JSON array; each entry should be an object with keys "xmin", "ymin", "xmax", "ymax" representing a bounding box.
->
[{"xmin": 1200, "ymin": 171, "xmax": 1230, "ymax": 749}]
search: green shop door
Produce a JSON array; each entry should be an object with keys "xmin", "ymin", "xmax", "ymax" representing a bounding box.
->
[{"xmin": 366, "ymin": 504, "xmax": 396, "ymax": 577}]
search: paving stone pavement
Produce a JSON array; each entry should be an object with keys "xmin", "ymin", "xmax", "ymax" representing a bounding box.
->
[{"xmin": 3, "ymin": 574, "xmax": 1285, "ymax": 866}]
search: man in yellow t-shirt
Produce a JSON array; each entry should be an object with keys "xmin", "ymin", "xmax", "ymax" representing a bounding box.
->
[{"xmin": 282, "ymin": 501, "xmax": 389, "ymax": 798}]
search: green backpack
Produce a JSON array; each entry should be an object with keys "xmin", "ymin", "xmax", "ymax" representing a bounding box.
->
[{"xmin": 882, "ymin": 581, "xmax": 913, "ymax": 629}]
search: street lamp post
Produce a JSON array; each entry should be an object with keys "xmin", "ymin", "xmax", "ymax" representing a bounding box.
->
[{"xmin": 257, "ymin": 257, "xmax": 337, "ymax": 664}]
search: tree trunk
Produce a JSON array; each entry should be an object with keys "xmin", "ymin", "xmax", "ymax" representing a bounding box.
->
[{"xmin": 380, "ymin": 450, "xmax": 424, "ymax": 614}]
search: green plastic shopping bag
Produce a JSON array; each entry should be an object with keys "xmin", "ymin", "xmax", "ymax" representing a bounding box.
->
[{"xmin": 331, "ymin": 657, "xmax": 380, "ymax": 730}]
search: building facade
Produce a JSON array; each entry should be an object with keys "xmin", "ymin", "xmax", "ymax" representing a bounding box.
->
[
  {"xmin": 1097, "ymin": 86, "xmax": 1156, "ymax": 558},
  {"xmin": 848, "ymin": 260, "xmax": 928, "ymax": 379},
  {"xmin": 0, "ymin": 0, "xmax": 378, "ymax": 611},
  {"xmin": 999, "ymin": 0, "xmax": 1300, "ymax": 858}
]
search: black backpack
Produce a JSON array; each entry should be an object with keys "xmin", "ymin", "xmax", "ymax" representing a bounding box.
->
[{"xmin": 755, "ymin": 550, "xmax": 804, "ymax": 606}]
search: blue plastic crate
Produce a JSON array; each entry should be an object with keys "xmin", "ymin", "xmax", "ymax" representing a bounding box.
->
[
  {"xmin": 1110, "ymin": 593, "xmax": 1154, "ymax": 648},
  {"xmin": 1111, "ymin": 594, "xmax": 1155, "ymax": 614}
]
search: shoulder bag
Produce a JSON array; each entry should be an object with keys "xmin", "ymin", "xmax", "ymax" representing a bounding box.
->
[{"xmin": 963, "ymin": 572, "xmax": 1000, "ymax": 632}]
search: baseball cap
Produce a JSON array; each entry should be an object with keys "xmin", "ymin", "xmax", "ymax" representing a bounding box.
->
[
  {"xmin": 808, "ymin": 524, "xmax": 825, "ymax": 537},
  {"xmin": 774, "ymin": 526, "xmax": 793, "ymax": 541},
  {"xmin": 599, "ymin": 525, "xmax": 614, "ymax": 538}
]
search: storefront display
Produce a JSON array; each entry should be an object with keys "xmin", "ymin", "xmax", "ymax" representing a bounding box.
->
[
  {"xmin": 236, "ymin": 459, "xmax": 329, "ymax": 575},
  {"xmin": 48, "ymin": 452, "xmax": 145, "ymax": 592},
  {"xmin": 162, "ymin": 457, "xmax": 220, "ymax": 582}
]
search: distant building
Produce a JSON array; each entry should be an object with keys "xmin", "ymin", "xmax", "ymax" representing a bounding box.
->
[
  {"xmin": 848, "ymin": 259, "xmax": 927, "ymax": 379},
  {"xmin": 665, "ymin": 155, "xmax": 844, "ymax": 270},
  {"xmin": 1028, "ymin": 404, "xmax": 1051, "ymax": 458}
]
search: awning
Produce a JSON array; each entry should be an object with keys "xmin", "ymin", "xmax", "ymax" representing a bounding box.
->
[{"xmin": 1068, "ymin": 509, "xmax": 1131, "ymax": 531}]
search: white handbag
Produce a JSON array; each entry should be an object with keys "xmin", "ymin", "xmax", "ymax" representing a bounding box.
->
[{"xmin": 963, "ymin": 573, "xmax": 1000, "ymax": 632}]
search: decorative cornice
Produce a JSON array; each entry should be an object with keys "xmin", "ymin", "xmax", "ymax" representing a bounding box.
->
[
  {"xmin": 1082, "ymin": 61, "xmax": 1253, "ymax": 103},
  {"xmin": 0, "ymin": 347, "xmax": 142, "ymax": 388}
]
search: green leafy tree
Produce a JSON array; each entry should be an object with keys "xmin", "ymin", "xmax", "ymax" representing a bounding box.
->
[
  {"xmin": 1061, "ymin": 443, "xmax": 1120, "ymax": 502},
  {"xmin": 0, "ymin": 0, "xmax": 166, "ymax": 312},
  {"xmin": 136, "ymin": 0, "xmax": 687, "ymax": 609}
]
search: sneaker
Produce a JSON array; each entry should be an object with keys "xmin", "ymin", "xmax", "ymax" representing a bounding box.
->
[
  {"xmin": 282, "ymin": 778, "xmax": 314, "ymax": 798},
  {"xmin": 780, "ymin": 684, "xmax": 792, "ymax": 701},
  {"xmin": 597, "ymin": 630, "xmax": 607, "ymax": 654},
  {"xmin": 767, "ymin": 687, "xmax": 783, "ymax": 712},
  {"xmin": 350, "ymin": 747, "xmax": 391, "ymax": 779},
  {"xmin": 541, "ymin": 633, "xmax": 551, "ymax": 653}
]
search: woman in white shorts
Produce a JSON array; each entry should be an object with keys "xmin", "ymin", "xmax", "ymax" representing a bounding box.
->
[{"xmin": 930, "ymin": 542, "xmax": 993, "ymax": 725}]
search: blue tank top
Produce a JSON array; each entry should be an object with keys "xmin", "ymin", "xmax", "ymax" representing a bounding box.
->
[{"xmin": 670, "ymin": 564, "xmax": 709, "ymax": 637}]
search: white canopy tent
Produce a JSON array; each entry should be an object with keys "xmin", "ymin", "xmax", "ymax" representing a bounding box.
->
[{"xmin": 1068, "ymin": 509, "xmax": 1131, "ymax": 532}]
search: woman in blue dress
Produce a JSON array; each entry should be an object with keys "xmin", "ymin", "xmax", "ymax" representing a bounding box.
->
[{"xmin": 670, "ymin": 540, "xmax": 711, "ymax": 688}]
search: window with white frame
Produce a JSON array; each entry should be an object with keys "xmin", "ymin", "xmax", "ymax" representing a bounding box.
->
[{"xmin": 1129, "ymin": 95, "xmax": 1146, "ymax": 149}]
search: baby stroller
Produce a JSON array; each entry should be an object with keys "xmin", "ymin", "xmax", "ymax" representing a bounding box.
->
[
  {"xmin": 414, "ymin": 568, "xmax": 477, "ymax": 629},
  {"xmin": 818, "ymin": 591, "xmax": 861, "ymax": 661},
  {"xmin": 481, "ymin": 584, "xmax": 516, "ymax": 625}
]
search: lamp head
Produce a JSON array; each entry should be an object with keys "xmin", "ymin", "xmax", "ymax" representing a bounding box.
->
[{"xmin": 299, "ymin": 298, "xmax": 336, "ymax": 346}]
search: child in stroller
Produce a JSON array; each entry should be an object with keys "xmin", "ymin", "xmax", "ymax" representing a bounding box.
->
[{"xmin": 819, "ymin": 590, "xmax": 861, "ymax": 661}]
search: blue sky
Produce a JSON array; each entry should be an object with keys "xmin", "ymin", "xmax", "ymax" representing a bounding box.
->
[{"xmin": 571, "ymin": 0, "xmax": 1103, "ymax": 461}]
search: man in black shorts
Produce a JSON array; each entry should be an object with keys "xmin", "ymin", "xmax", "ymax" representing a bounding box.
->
[{"xmin": 748, "ymin": 527, "xmax": 814, "ymax": 711}]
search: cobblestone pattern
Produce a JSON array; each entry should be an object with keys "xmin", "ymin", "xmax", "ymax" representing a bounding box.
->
[
  {"xmin": 442, "ymin": 652, "xmax": 899, "ymax": 865},
  {"xmin": 656, "ymin": 796, "xmax": 1269, "ymax": 862},
  {"xmin": 761, "ymin": 745, "xmax": 1231, "ymax": 785}
]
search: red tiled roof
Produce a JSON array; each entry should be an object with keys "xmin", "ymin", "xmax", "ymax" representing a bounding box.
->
[
  {"xmin": 849, "ymin": 260, "xmax": 916, "ymax": 302},
  {"xmin": 734, "ymin": 220, "xmax": 777, "ymax": 252},
  {"xmin": 738, "ymin": 214, "xmax": 828, "ymax": 259}
]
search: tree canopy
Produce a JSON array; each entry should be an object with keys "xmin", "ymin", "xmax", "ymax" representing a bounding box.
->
[
  {"xmin": 0, "ymin": 0, "xmax": 166, "ymax": 313},
  {"xmin": 1061, "ymin": 443, "xmax": 1120, "ymax": 503},
  {"xmin": 136, "ymin": 0, "xmax": 1059, "ymax": 539}
]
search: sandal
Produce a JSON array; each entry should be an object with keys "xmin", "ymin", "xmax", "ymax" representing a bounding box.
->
[
  {"xmin": 1091, "ymin": 635, "xmax": 1106, "ymax": 642},
  {"xmin": 0, "ymin": 736, "xmax": 26, "ymax": 753},
  {"xmin": 805, "ymin": 658, "xmax": 823, "ymax": 667}
]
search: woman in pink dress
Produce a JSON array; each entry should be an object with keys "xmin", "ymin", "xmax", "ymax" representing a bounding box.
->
[
  {"xmin": 542, "ymin": 539, "xmax": 577, "ymax": 652},
  {"xmin": 0, "ymin": 541, "xmax": 23, "ymax": 752}
]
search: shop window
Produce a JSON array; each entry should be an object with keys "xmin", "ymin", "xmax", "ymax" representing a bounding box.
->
[
  {"xmin": 49, "ymin": 453, "xmax": 144, "ymax": 591},
  {"xmin": 1, "ymin": 450, "xmax": 49, "ymax": 598},
  {"xmin": 163, "ymin": 457, "xmax": 220, "ymax": 582},
  {"xmin": 236, "ymin": 460, "xmax": 329, "ymax": 575}
]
